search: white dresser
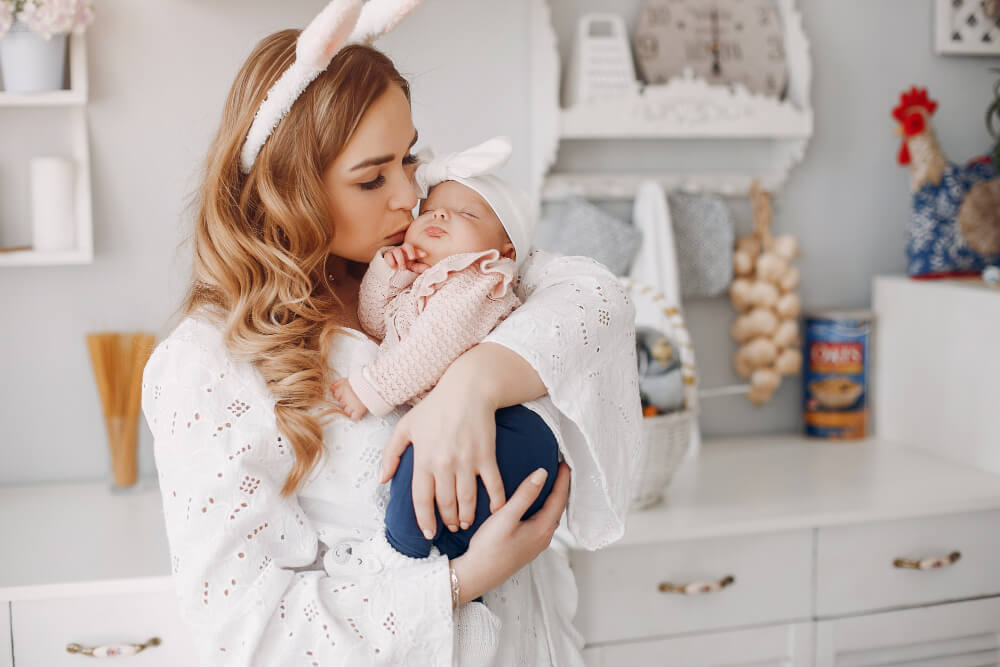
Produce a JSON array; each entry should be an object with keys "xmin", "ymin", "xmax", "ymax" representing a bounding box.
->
[
  {"xmin": 3, "ymin": 435, "xmax": 1000, "ymax": 666},
  {"xmin": 571, "ymin": 436, "xmax": 1000, "ymax": 666}
]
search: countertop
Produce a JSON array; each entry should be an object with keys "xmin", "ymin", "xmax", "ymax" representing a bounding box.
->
[{"xmin": 4, "ymin": 435, "xmax": 1000, "ymax": 596}]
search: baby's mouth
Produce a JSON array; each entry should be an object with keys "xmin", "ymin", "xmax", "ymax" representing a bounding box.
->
[{"xmin": 424, "ymin": 225, "xmax": 447, "ymax": 238}]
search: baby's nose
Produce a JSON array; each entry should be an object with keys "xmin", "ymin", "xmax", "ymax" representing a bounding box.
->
[{"xmin": 432, "ymin": 208, "xmax": 449, "ymax": 221}]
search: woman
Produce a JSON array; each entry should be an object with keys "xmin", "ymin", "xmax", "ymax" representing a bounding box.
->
[{"xmin": 142, "ymin": 7, "xmax": 640, "ymax": 666}]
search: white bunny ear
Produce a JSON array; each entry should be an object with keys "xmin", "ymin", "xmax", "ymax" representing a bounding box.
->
[
  {"xmin": 348, "ymin": 0, "xmax": 424, "ymax": 45},
  {"xmin": 297, "ymin": 0, "xmax": 365, "ymax": 69}
]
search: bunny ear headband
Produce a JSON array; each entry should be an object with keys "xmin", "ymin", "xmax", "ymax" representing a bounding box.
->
[
  {"xmin": 415, "ymin": 136, "xmax": 536, "ymax": 269},
  {"xmin": 239, "ymin": 0, "xmax": 424, "ymax": 174}
]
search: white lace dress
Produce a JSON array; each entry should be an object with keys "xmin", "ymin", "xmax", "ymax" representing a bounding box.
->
[{"xmin": 142, "ymin": 250, "xmax": 642, "ymax": 667}]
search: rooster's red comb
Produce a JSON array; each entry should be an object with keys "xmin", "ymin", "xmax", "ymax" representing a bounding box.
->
[{"xmin": 892, "ymin": 86, "xmax": 938, "ymax": 122}]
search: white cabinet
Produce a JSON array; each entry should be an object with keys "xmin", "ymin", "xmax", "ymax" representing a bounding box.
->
[
  {"xmin": 815, "ymin": 597, "xmax": 1000, "ymax": 667},
  {"xmin": 1, "ymin": 603, "xmax": 11, "ymax": 667},
  {"xmin": 584, "ymin": 622, "xmax": 813, "ymax": 667},
  {"xmin": 9, "ymin": 589, "xmax": 199, "ymax": 667},
  {"xmin": 572, "ymin": 529, "xmax": 812, "ymax": 643},
  {"xmin": 816, "ymin": 509, "xmax": 1000, "ymax": 617},
  {"xmin": 0, "ymin": 33, "xmax": 93, "ymax": 266}
]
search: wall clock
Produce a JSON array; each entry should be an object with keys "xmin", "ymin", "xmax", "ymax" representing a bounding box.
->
[{"xmin": 634, "ymin": 0, "xmax": 789, "ymax": 98}]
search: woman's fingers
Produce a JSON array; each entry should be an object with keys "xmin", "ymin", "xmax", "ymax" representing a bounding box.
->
[
  {"xmin": 526, "ymin": 462, "xmax": 570, "ymax": 528},
  {"xmin": 380, "ymin": 423, "xmax": 411, "ymax": 484},
  {"xmin": 495, "ymin": 467, "xmax": 548, "ymax": 525},
  {"xmin": 455, "ymin": 471, "xmax": 479, "ymax": 530},
  {"xmin": 435, "ymin": 472, "xmax": 460, "ymax": 532},
  {"xmin": 412, "ymin": 469, "xmax": 438, "ymax": 540},
  {"xmin": 479, "ymin": 462, "xmax": 507, "ymax": 514}
]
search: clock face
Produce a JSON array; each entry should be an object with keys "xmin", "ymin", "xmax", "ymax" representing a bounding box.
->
[{"xmin": 635, "ymin": 0, "xmax": 789, "ymax": 98}]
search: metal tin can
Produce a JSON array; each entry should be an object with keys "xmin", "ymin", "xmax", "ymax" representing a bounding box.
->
[{"xmin": 803, "ymin": 310, "xmax": 874, "ymax": 440}]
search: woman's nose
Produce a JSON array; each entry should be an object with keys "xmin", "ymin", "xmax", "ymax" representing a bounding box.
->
[{"xmin": 390, "ymin": 172, "xmax": 419, "ymax": 212}]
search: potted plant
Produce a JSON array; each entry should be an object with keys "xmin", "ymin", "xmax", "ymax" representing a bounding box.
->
[{"xmin": 0, "ymin": 0, "xmax": 94, "ymax": 93}]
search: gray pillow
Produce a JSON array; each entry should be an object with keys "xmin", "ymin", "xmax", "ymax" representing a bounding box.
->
[
  {"xmin": 535, "ymin": 196, "xmax": 642, "ymax": 276},
  {"xmin": 668, "ymin": 192, "xmax": 734, "ymax": 298}
]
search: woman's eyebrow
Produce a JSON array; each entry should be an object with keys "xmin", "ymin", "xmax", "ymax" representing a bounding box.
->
[{"xmin": 350, "ymin": 131, "xmax": 419, "ymax": 172}]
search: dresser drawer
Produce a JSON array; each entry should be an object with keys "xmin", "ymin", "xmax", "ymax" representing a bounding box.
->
[
  {"xmin": 816, "ymin": 509, "xmax": 1000, "ymax": 617},
  {"xmin": 570, "ymin": 529, "xmax": 812, "ymax": 644},
  {"xmin": 11, "ymin": 589, "xmax": 199, "ymax": 666}
]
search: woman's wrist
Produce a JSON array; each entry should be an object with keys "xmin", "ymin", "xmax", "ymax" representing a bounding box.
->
[{"xmin": 449, "ymin": 555, "xmax": 483, "ymax": 606}]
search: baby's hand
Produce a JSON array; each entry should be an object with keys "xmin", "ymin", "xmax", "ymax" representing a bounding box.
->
[
  {"xmin": 384, "ymin": 242, "xmax": 430, "ymax": 274},
  {"xmin": 331, "ymin": 378, "xmax": 369, "ymax": 421}
]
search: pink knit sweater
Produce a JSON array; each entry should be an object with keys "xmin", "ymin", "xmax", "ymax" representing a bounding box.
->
[{"xmin": 348, "ymin": 246, "xmax": 521, "ymax": 416}]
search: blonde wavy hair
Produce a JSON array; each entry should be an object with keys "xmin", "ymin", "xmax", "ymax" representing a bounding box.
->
[{"xmin": 181, "ymin": 31, "xmax": 410, "ymax": 496}]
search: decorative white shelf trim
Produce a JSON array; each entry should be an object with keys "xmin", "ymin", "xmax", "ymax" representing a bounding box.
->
[
  {"xmin": 560, "ymin": 73, "xmax": 814, "ymax": 140},
  {"xmin": 542, "ymin": 167, "xmax": 803, "ymax": 201}
]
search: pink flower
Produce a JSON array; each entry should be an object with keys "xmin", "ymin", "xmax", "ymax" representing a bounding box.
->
[
  {"xmin": 16, "ymin": 0, "xmax": 93, "ymax": 40},
  {"xmin": 0, "ymin": 2, "xmax": 15, "ymax": 39}
]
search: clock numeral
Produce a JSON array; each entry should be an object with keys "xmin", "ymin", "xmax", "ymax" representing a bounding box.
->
[{"xmin": 758, "ymin": 6, "xmax": 771, "ymax": 26}]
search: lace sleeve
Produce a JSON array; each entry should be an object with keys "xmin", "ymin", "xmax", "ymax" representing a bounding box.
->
[
  {"xmin": 142, "ymin": 321, "xmax": 453, "ymax": 666},
  {"xmin": 483, "ymin": 250, "xmax": 643, "ymax": 550}
]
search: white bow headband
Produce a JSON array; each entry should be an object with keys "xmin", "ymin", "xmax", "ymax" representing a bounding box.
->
[
  {"xmin": 239, "ymin": 0, "xmax": 424, "ymax": 174},
  {"xmin": 413, "ymin": 136, "xmax": 513, "ymax": 199}
]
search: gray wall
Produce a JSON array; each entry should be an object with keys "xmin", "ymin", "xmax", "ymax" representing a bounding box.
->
[{"xmin": 1, "ymin": 0, "xmax": 997, "ymax": 484}]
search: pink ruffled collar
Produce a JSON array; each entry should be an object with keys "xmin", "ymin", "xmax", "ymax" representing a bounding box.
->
[{"xmin": 411, "ymin": 249, "xmax": 516, "ymax": 313}]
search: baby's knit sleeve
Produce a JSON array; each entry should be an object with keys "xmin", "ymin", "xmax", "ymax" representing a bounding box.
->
[
  {"xmin": 358, "ymin": 247, "xmax": 419, "ymax": 340},
  {"xmin": 349, "ymin": 271, "xmax": 519, "ymax": 417}
]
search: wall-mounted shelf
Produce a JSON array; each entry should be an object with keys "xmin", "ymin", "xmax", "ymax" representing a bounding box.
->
[
  {"xmin": 529, "ymin": 0, "xmax": 813, "ymax": 202},
  {"xmin": 0, "ymin": 32, "xmax": 92, "ymax": 266}
]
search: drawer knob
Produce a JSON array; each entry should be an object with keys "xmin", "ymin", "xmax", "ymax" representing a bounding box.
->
[
  {"xmin": 893, "ymin": 551, "xmax": 962, "ymax": 571},
  {"xmin": 658, "ymin": 575, "xmax": 735, "ymax": 595},
  {"xmin": 66, "ymin": 637, "xmax": 161, "ymax": 658}
]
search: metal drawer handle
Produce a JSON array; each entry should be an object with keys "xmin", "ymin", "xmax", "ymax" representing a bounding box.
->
[
  {"xmin": 658, "ymin": 575, "xmax": 735, "ymax": 595},
  {"xmin": 66, "ymin": 637, "xmax": 161, "ymax": 658},
  {"xmin": 893, "ymin": 551, "xmax": 962, "ymax": 571}
]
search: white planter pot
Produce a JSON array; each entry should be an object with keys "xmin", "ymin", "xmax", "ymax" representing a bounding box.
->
[{"xmin": 0, "ymin": 21, "xmax": 68, "ymax": 93}]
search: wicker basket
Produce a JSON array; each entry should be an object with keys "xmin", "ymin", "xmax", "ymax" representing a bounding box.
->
[{"xmin": 622, "ymin": 277, "xmax": 700, "ymax": 511}]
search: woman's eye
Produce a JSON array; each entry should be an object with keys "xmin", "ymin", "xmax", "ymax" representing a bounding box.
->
[
  {"xmin": 403, "ymin": 153, "xmax": 418, "ymax": 165},
  {"xmin": 359, "ymin": 174, "xmax": 385, "ymax": 191}
]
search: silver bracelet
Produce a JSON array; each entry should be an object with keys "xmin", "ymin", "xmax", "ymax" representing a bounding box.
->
[{"xmin": 449, "ymin": 563, "xmax": 460, "ymax": 610}]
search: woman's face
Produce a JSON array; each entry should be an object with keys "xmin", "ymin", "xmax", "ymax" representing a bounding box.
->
[{"xmin": 323, "ymin": 84, "xmax": 419, "ymax": 264}]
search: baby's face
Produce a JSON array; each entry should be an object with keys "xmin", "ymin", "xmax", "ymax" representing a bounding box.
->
[{"xmin": 405, "ymin": 180, "xmax": 514, "ymax": 266}]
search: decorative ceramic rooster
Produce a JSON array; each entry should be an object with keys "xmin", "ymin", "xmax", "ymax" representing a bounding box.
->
[{"xmin": 893, "ymin": 86, "xmax": 1000, "ymax": 278}]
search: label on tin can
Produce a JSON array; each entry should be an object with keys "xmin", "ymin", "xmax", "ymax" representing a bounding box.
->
[{"xmin": 803, "ymin": 312, "xmax": 872, "ymax": 439}]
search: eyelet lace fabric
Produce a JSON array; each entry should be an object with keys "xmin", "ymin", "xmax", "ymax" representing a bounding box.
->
[{"xmin": 142, "ymin": 250, "xmax": 640, "ymax": 666}]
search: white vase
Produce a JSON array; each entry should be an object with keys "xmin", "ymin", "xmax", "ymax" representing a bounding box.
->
[{"xmin": 0, "ymin": 21, "xmax": 68, "ymax": 93}]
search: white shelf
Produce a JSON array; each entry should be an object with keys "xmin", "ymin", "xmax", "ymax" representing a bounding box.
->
[
  {"xmin": 0, "ymin": 32, "xmax": 92, "ymax": 267},
  {"xmin": 530, "ymin": 0, "xmax": 814, "ymax": 201},
  {"xmin": 0, "ymin": 247, "xmax": 92, "ymax": 266},
  {"xmin": 0, "ymin": 89, "xmax": 86, "ymax": 107}
]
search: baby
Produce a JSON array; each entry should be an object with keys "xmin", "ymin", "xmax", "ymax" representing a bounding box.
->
[{"xmin": 331, "ymin": 140, "xmax": 559, "ymax": 646}]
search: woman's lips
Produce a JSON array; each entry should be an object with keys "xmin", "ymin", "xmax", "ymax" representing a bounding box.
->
[{"xmin": 424, "ymin": 226, "xmax": 446, "ymax": 238}]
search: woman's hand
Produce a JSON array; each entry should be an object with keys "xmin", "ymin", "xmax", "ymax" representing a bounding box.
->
[
  {"xmin": 451, "ymin": 462, "xmax": 570, "ymax": 603},
  {"xmin": 380, "ymin": 371, "xmax": 506, "ymax": 539}
]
